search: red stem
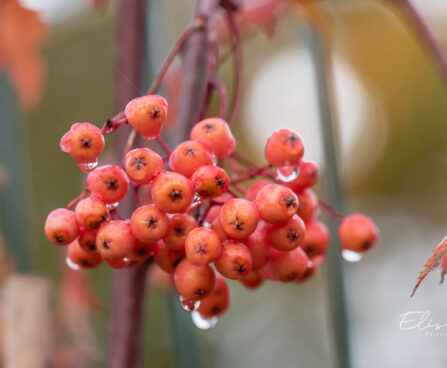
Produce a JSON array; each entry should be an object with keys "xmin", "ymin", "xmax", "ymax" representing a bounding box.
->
[
  {"xmin": 318, "ymin": 199, "xmax": 344, "ymax": 221},
  {"xmin": 156, "ymin": 136, "xmax": 172, "ymax": 155},
  {"xmin": 210, "ymin": 75, "xmax": 228, "ymax": 118},
  {"xmin": 231, "ymin": 151, "xmax": 258, "ymax": 169},
  {"xmin": 230, "ymin": 165, "xmax": 273, "ymax": 185},
  {"xmin": 66, "ymin": 189, "xmax": 90, "ymax": 210}
]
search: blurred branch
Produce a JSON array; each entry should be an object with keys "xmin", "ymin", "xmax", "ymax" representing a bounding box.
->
[
  {"xmin": 302, "ymin": 17, "xmax": 352, "ymax": 368},
  {"xmin": 392, "ymin": 0, "xmax": 447, "ymax": 88}
]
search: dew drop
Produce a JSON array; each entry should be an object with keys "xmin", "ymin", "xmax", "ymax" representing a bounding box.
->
[
  {"xmin": 191, "ymin": 311, "xmax": 218, "ymax": 330},
  {"xmin": 275, "ymin": 165, "xmax": 299, "ymax": 183},
  {"xmin": 78, "ymin": 159, "xmax": 98, "ymax": 173},
  {"xmin": 66, "ymin": 255, "xmax": 81, "ymax": 270},
  {"xmin": 188, "ymin": 193, "xmax": 202, "ymax": 211},
  {"xmin": 202, "ymin": 221, "xmax": 211, "ymax": 229},
  {"xmin": 106, "ymin": 202, "xmax": 120, "ymax": 210},
  {"xmin": 342, "ymin": 249, "xmax": 363, "ymax": 263},
  {"xmin": 180, "ymin": 296, "xmax": 200, "ymax": 312}
]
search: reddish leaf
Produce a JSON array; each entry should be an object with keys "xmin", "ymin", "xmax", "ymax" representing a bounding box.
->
[
  {"xmin": 0, "ymin": 0, "xmax": 48, "ymax": 110},
  {"xmin": 412, "ymin": 236, "xmax": 447, "ymax": 296}
]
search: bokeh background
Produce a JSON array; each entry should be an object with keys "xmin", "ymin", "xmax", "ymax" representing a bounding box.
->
[{"xmin": 2, "ymin": 0, "xmax": 447, "ymax": 367}]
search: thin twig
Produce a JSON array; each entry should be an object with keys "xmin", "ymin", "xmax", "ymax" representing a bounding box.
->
[
  {"xmin": 318, "ymin": 199, "xmax": 344, "ymax": 221},
  {"xmin": 156, "ymin": 136, "xmax": 172, "ymax": 155},
  {"xmin": 66, "ymin": 189, "xmax": 90, "ymax": 210}
]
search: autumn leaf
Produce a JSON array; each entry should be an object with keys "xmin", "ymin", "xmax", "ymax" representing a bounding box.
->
[
  {"xmin": 0, "ymin": 0, "xmax": 48, "ymax": 110},
  {"xmin": 411, "ymin": 236, "xmax": 447, "ymax": 296}
]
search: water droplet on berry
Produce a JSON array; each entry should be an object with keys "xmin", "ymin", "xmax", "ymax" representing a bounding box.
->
[
  {"xmin": 188, "ymin": 193, "xmax": 202, "ymax": 211},
  {"xmin": 179, "ymin": 296, "xmax": 200, "ymax": 312},
  {"xmin": 78, "ymin": 159, "xmax": 99, "ymax": 173},
  {"xmin": 275, "ymin": 165, "xmax": 299, "ymax": 183},
  {"xmin": 191, "ymin": 311, "xmax": 218, "ymax": 330},
  {"xmin": 106, "ymin": 202, "xmax": 120, "ymax": 210},
  {"xmin": 342, "ymin": 249, "xmax": 363, "ymax": 263},
  {"xmin": 202, "ymin": 221, "xmax": 211, "ymax": 229},
  {"xmin": 65, "ymin": 255, "xmax": 81, "ymax": 270}
]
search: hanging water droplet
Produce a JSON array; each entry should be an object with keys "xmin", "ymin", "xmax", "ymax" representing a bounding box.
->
[
  {"xmin": 342, "ymin": 249, "xmax": 363, "ymax": 263},
  {"xmin": 202, "ymin": 221, "xmax": 211, "ymax": 229},
  {"xmin": 180, "ymin": 296, "xmax": 200, "ymax": 312},
  {"xmin": 188, "ymin": 193, "xmax": 202, "ymax": 211},
  {"xmin": 275, "ymin": 165, "xmax": 299, "ymax": 183},
  {"xmin": 191, "ymin": 311, "xmax": 218, "ymax": 330},
  {"xmin": 106, "ymin": 202, "xmax": 120, "ymax": 210},
  {"xmin": 66, "ymin": 255, "xmax": 81, "ymax": 270},
  {"xmin": 78, "ymin": 159, "xmax": 98, "ymax": 173}
]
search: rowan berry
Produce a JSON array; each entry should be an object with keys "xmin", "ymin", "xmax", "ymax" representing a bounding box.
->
[
  {"xmin": 296, "ymin": 189, "xmax": 318, "ymax": 222},
  {"xmin": 151, "ymin": 171, "xmax": 194, "ymax": 213},
  {"xmin": 269, "ymin": 247, "xmax": 308, "ymax": 282},
  {"xmin": 203, "ymin": 205, "xmax": 222, "ymax": 224},
  {"xmin": 45, "ymin": 208, "xmax": 79, "ymax": 246},
  {"xmin": 214, "ymin": 240, "xmax": 252, "ymax": 279},
  {"xmin": 153, "ymin": 240, "xmax": 184, "ymax": 273},
  {"xmin": 126, "ymin": 241, "xmax": 155, "ymax": 267},
  {"xmin": 191, "ymin": 165, "xmax": 229, "ymax": 199},
  {"xmin": 124, "ymin": 95, "xmax": 168, "ymax": 139},
  {"xmin": 296, "ymin": 261, "xmax": 317, "ymax": 282},
  {"xmin": 197, "ymin": 276, "xmax": 230, "ymax": 318},
  {"xmin": 219, "ymin": 198, "xmax": 259, "ymax": 240},
  {"xmin": 96, "ymin": 220, "xmax": 136, "ymax": 260},
  {"xmin": 130, "ymin": 205, "xmax": 169, "ymax": 243},
  {"xmin": 301, "ymin": 219, "xmax": 329, "ymax": 260},
  {"xmin": 87, "ymin": 165, "xmax": 129, "ymax": 204},
  {"xmin": 338, "ymin": 214, "xmax": 378, "ymax": 253},
  {"xmin": 67, "ymin": 239, "xmax": 102, "ymax": 269},
  {"xmin": 185, "ymin": 227, "xmax": 221, "ymax": 265},
  {"xmin": 211, "ymin": 217, "xmax": 228, "ymax": 242},
  {"xmin": 265, "ymin": 129, "xmax": 304, "ymax": 166},
  {"xmin": 169, "ymin": 140, "xmax": 214, "ymax": 178},
  {"xmin": 164, "ymin": 213, "xmax": 198, "ymax": 250},
  {"xmin": 258, "ymin": 261, "xmax": 279, "ymax": 282},
  {"xmin": 104, "ymin": 258, "xmax": 129, "ymax": 269},
  {"xmin": 244, "ymin": 225, "xmax": 270, "ymax": 270},
  {"xmin": 284, "ymin": 160, "xmax": 319, "ymax": 192},
  {"xmin": 190, "ymin": 118, "xmax": 235, "ymax": 158},
  {"xmin": 75, "ymin": 196, "xmax": 108, "ymax": 230},
  {"xmin": 60, "ymin": 122, "xmax": 104, "ymax": 164},
  {"xmin": 245, "ymin": 180, "xmax": 272, "ymax": 201},
  {"xmin": 124, "ymin": 148, "xmax": 163, "ymax": 184},
  {"xmin": 265, "ymin": 215, "xmax": 306, "ymax": 251},
  {"xmin": 255, "ymin": 184, "xmax": 298, "ymax": 224},
  {"xmin": 174, "ymin": 259, "xmax": 216, "ymax": 300},
  {"xmin": 240, "ymin": 270, "xmax": 263, "ymax": 289},
  {"xmin": 78, "ymin": 227, "xmax": 98, "ymax": 254}
]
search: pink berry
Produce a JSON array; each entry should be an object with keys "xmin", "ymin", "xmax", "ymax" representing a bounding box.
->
[
  {"xmin": 130, "ymin": 205, "xmax": 169, "ymax": 243},
  {"xmin": 124, "ymin": 148, "xmax": 163, "ymax": 184},
  {"xmin": 296, "ymin": 189, "xmax": 318, "ymax": 222},
  {"xmin": 87, "ymin": 165, "xmax": 129, "ymax": 204},
  {"xmin": 153, "ymin": 240, "xmax": 184, "ymax": 274},
  {"xmin": 245, "ymin": 180, "xmax": 272, "ymax": 201},
  {"xmin": 151, "ymin": 171, "xmax": 194, "ymax": 213},
  {"xmin": 126, "ymin": 241, "xmax": 156, "ymax": 267},
  {"xmin": 164, "ymin": 213, "xmax": 198, "ymax": 251},
  {"xmin": 338, "ymin": 214, "xmax": 378, "ymax": 253},
  {"xmin": 67, "ymin": 239, "xmax": 102, "ymax": 269},
  {"xmin": 265, "ymin": 129, "xmax": 304, "ymax": 166},
  {"xmin": 124, "ymin": 95, "xmax": 168, "ymax": 139},
  {"xmin": 240, "ymin": 270, "xmax": 264, "ymax": 289},
  {"xmin": 60, "ymin": 122, "xmax": 104, "ymax": 164},
  {"xmin": 169, "ymin": 140, "xmax": 214, "ymax": 178},
  {"xmin": 197, "ymin": 276, "xmax": 230, "ymax": 318},
  {"xmin": 214, "ymin": 240, "xmax": 252, "ymax": 280},
  {"xmin": 190, "ymin": 118, "xmax": 235, "ymax": 158},
  {"xmin": 185, "ymin": 227, "xmax": 222, "ymax": 265},
  {"xmin": 255, "ymin": 184, "xmax": 298, "ymax": 224},
  {"xmin": 244, "ymin": 224, "xmax": 270, "ymax": 270},
  {"xmin": 269, "ymin": 247, "xmax": 309, "ymax": 282},
  {"xmin": 191, "ymin": 165, "xmax": 229, "ymax": 199},
  {"xmin": 45, "ymin": 208, "xmax": 78, "ymax": 246},
  {"xmin": 265, "ymin": 215, "xmax": 306, "ymax": 251},
  {"xmin": 96, "ymin": 220, "xmax": 136, "ymax": 260},
  {"xmin": 75, "ymin": 196, "xmax": 108, "ymax": 230},
  {"xmin": 284, "ymin": 160, "xmax": 319, "ymax": 192},
  {"xmin": 78, "ymin": 227, "xmax": 99, "ymax": 254},
  {"xmin": 301, "ymin": 219, "xmax": 329, "ymax": 260},
  {"xmin": 174, "ymin": 259, "xmax": 216, "ymax": 301},
  {"xmin": 219, "ymin": 198, "xmax": 259, "ymax": 240}
]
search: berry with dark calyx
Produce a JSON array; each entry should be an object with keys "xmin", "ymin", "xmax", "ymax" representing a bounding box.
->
[
  {"xmin": 126, "ymin": 241, "xmax": 156, "ymax": 267},
  {"xmin": 75, "ymin": 196, "xmax": 108, "ymax": 230},
  {"xmin": 244, "ymin": 224, "xmax": 270, "ymax": 270},
  {"xmin": 153, "ymin": 240, "xmax": 185, "ymax": 274},
  {"xmin": 191, "ymin": 165, "xmax": 230, "ymax": 199},
  {"xmin": 45, "ymin": 208, "xmax": 79, "ymax": 246},
  {"xmin": 190, "ymin": 118, "xmax": 235, "ymax": 158},
  {"xmin": 185, "ymin": 227, "xmax": 221, "ymax": 265},
  {"xmin": 296, "ymin": 260, "xmax": 317, "ymax": 283},
  {"xmin": 60, "ymin": 122, "xmax": 104, "ymax": 164},
  {"xmin": 67, "ymin": 239, "xmax": 102, "ymax": 269},
  {"xmin": 338, "ymin": 214, "xmax": 379, "ymax": 253},
  {"xmin": 169, "ymin": 140, "xmax": 214, "ymax": 178},
  {"xmin": 174, "ymin": 259, "xmax": 216, "ymax": 301},
  {"xmin": 151, "ymin": 171, "xmax": 194, "ymax": 213},
  {"xmin": 130, "ymin": 205, "xmax": 169, "ymax": 244},
  {"xmin": 124, "ymin": 95, "xmax": 168, "ymax": 139},
  {"xmin": 284, "ymin": 160, "xmax": 319, "ymax": 192},
  {"xmin": 265, "ymin": 129, "xmax": 304, "ymax": 167},
  {"xmin": 87, "ymin": 165, "xmax": 129, "ymax": 204},
  {"xmin": 197, "ymin": 276, "xmax": 230, "ymax": 318},
  {"xmin": 214, "ymin": 240, "xmax": 252, "ymax": 280},
  {"xmin": 124, "ymin": 148, "xmax": 163, "ymax": 184},
  {"xmin": 301, "ymin": 219, "xmax": 329, "ymax": 260},
  {"xmin": 240, "ymin": 270, "xmax": 264, "ymax": 289},
  {"xmin": 219, "ymin": 198, "xmax": 259, "ymax": 240},
  {"xmin": 78, "ymin": 227, "xmax": 99, "ymax": 254},
  {"xmin": 269, "ymin": 247, "xmax": 309, "ymax": 282},
  {"xmin": 296, "ymin": 189, "xmax": 318, "ymax": 222},
  {"xmin": 265, "ymin": 215, "xmax": 306, "ymax": 251},
  {"xmin": 245, "ymin": 180, "xmax": 272, "ymax": 201},
  {"xmin": 96, "ymin": 220, "xmax": 136, "ymax": 260},
  {"xmin": 104, "ymin": 258, "xmax": 129, "ymax": 269},
  {"xmin": 164, "ymin": 213, "xmax": 198, "ymax": 251},
  {"xmin": 255, "ymin": 184, "xmax": 298, "ymax": 224}
]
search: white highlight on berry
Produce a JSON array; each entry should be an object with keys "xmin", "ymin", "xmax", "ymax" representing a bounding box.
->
[{"xmin": 191, "ymin": 311, "xmax": 218, "ymax": 330}]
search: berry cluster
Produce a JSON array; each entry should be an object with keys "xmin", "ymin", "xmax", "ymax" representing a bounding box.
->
[{"xmin": 45, "ymin": 94, "xmax": 378, "ymax": 328}]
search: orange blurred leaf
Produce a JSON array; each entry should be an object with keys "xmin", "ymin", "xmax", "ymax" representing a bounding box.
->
[
  {"xmin": 412, "ymin": 236, "xmax": 447, "ymax": 296},
  {"xmin": 0, "ymin": 0, "xmax": 48, "ymax": 110}
]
